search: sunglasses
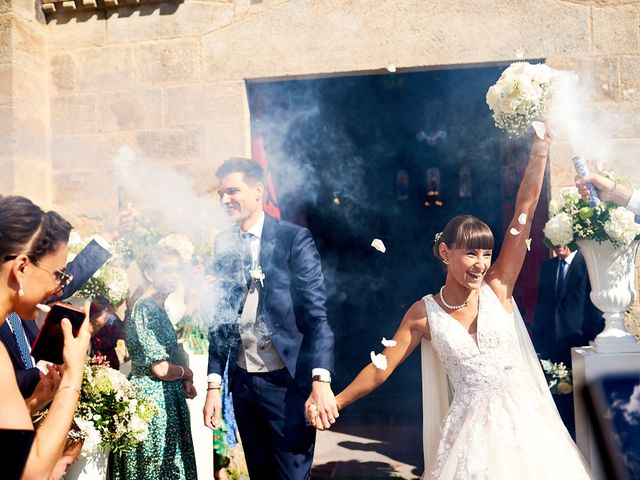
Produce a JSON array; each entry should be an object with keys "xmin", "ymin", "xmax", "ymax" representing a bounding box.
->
[{"xmin": 3, "ymin": 254, "xmax": 74, "ymax": 292}]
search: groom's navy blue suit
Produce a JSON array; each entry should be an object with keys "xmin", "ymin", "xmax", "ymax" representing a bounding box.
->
[{"xmin": 207, "ymin": 213, "xmax": 334, "ymax": 479}]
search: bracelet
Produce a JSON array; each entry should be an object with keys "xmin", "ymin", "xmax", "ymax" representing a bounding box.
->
[
  {"xmin": 178, "ymin": 366, "xmax": 185, "ymax": 379},
  {"xmin": 58, "ymin": 385, "xmax": 81, "ymax": 396},
  {"xmin": 206, "ymin": 386, "xmax": 221, "ymax": 391}
]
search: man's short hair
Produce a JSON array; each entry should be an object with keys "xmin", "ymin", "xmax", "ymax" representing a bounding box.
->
[{"xmin": 216, "ymin": 157, "xmax": 266, "ymax": 185}]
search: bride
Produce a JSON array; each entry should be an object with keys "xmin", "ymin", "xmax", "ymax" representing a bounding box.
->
[{"xmin": 326, "ymin": 130, "xmax": 592, "ymax": 479}]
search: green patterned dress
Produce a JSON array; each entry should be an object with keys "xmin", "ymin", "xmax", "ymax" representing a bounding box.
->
[{"xmin": 112, "ymin": 297, "xmax": 198, "ymax": 480}]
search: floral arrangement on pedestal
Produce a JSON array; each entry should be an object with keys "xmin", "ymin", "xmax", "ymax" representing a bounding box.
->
[
  {"xmin": 486, "ymin": 61, "xmax": 557, "ymax": 137},
  {"xmin": 543, "ymin": 188, "xmax": 640, "ymax": 250},
  {"xmin": 68, "ymin": 232, "xmax": 130, "ymax": 307},
  {"xmin": 75, "ymin": 358, "xmax": 157, "ymax": 455},
  {"xmin": 540, "ymin": 359, "xmax": 573, "ymax": 395}
]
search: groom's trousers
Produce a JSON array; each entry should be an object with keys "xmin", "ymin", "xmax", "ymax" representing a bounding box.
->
[{"xmin": 232, "ymin": 367, "xmax": 315, "ymax": 480}]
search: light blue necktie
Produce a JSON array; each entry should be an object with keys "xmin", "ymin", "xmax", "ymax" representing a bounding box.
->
[{"xmin": 6, "ymin": 313, "xmax": 34, "ymax": 368}]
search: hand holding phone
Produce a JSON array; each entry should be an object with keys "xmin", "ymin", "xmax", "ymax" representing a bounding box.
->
[{"xmin": 30, "ymin": 302, "xmax": 86, "ymax": 365}]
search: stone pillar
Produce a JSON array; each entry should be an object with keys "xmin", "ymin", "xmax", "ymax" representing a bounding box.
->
[{"xmin": 0, "ymin": 0, "xmax": 50, "ymax": 205}]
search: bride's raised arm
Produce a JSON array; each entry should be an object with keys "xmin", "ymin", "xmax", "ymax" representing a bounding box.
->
[
  {"xmin": 334, "ymin": 300, "xmax": 428, "ymax": 414},
  {"xmin": 486, "ymin": 130, "xmax": 551, "ymax": 305}
]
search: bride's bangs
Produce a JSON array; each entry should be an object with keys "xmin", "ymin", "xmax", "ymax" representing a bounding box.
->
[{"xmin": 452, "ymin": 219, "xmax": 494, "ymax": 252}]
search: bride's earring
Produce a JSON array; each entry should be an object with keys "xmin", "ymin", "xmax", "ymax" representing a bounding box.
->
[
  {"xmin": 442, "ymin": 258, "xmax": 450, "ymax": 265},
  {"xmin": 18, "ymin": 283, "xmax": 24, "ymax": 297}
]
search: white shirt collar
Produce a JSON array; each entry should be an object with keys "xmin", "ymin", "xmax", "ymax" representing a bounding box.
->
[
  {"xmin": 563, "ymin": 250, "xmax": 577, "ymax": 265},
  {"xmin": 244, "ymin": 211, "xmax": 265, "ymax": 240}
]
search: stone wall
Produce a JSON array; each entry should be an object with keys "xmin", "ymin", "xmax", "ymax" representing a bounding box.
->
[
  {"xmin": 1, "ymin": 0, "xmax": 639, "ymax": 220},
  {"xmin": 1, "ymin": 0, "xmax": 50, "ymax": 205}
]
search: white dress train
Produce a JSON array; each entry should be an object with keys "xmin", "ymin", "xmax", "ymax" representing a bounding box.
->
[{"xmin": 420, "ymin": 283, "xmax": 592, "ymax": 479}]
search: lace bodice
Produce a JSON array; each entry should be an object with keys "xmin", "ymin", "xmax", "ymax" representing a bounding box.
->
[{"xmin": 424, "ymin": 283, "xmax": 528, "ymax": 399}]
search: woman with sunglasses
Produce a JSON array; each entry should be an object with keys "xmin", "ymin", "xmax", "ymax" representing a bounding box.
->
[{"xmin": 0, "ymin": 195, "xmax": 91, "ymax": 480}]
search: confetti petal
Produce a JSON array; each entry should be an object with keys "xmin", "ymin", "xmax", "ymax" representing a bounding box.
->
[
  {"xmin": 36, "ymin": 303, "xmax": 51, "ymax": 313},
  {"xmin": 509, "ymin": 228, "xmax": 521, "ymax": 236},
  {"xmin": 531, "ymin": 121, "xmax": 546, "ymax": 140},
  {"xmin": 517, "ymin": 213, "xmax": 527, "ymax": 225},
  {"xmin": 371, "ymin": 239, "xmax": 387, "ymax": 253},
  {"xmin": 381, "ymin": 337, "xmax": 397, "ymax": 347},
  {"xmin": 525, "ymin": 238, "xmax": 532, "ymax": 251},
  {"xmin": 387, "ymin": 65, "xmax": 397, "ymax": 73},
  {"xmin": 370, "ymin": 351, "xmax": 388, "ymax": 371}
]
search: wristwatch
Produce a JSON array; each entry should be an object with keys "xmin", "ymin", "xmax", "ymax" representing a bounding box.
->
[{"xmin": 312, "ymin": 373, "xmax": 331, "ymax": 383}]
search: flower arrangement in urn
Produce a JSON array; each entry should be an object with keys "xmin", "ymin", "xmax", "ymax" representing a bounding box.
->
[
  {"xmin": 543, "ymin": 186, "xmax": 640, "ymax": 250},
  {"xmin": 75, "ymin": 358, "xmax": 157, "ymax": 455}
]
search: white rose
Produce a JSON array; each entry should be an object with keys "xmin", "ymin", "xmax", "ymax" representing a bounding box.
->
[{"xmin": 548, "ymin": 199, "xmax": 560, "ymax": 216}]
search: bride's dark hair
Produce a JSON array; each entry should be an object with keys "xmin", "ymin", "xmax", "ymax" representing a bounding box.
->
[{"xmin": 433, "ymin": 215, "xmax": 494, "ymax": 263}]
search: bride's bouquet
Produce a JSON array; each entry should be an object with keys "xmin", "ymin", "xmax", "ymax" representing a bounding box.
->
[
  {"xmin": 75, "ymin": 359, "xmax": 157, "ymax": 455},
  {"xmin": 486, "ymin": 62, "xmax": 556, "ymax": 137}
]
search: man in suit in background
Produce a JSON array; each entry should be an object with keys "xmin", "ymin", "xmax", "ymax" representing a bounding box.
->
[
  {"xmin": 532, "ymin": 244, "xmax": 604, "ymax": 437},
  {"xmin": 203, "ymin": 158, "xmax": 336, "ymax": 479}
]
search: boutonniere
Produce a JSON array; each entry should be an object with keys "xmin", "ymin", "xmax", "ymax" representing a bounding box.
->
[{"xmin": 249, "ymin": 265, "xmax": 265, "ymax": 287}]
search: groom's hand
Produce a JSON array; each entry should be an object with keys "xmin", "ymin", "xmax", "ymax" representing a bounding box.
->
[
  {"xmin": 203, "ymin": 385, "xmax": 222, "ymax": 430},
  {"xmin": 305, "ymin": 382, "xmax": 339, "ymax": 431}
]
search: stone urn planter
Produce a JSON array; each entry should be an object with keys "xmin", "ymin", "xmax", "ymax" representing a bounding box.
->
[
  {"xmin": 64, "ymin": 447, "xmax": 109, "ymax": 480},
  {"xmin": 578, "ymin": 239, "xmax": 640, "ymax": 353}
]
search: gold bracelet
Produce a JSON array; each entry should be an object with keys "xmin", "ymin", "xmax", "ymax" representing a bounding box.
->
[{"xmin": 58, "ymin": 385, "xmax": 81, "ymax": 396}]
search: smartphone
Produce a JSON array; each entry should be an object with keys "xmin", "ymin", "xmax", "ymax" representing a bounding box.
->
[
  {"xmin": 30, "ymin": 302, "xmax": 86, "ymax": 365},
  {"xmin": 583, "ymin": 373, "xmax": 640, "ymax": 480}
]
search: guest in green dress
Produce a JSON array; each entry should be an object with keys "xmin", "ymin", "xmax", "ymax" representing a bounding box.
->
[{"xmin": 113, "ymin": 246, "xmax": 198, "ymax": 480}]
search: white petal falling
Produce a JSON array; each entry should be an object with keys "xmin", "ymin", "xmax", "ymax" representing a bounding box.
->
[
  {"xmin": 509, "ymin": 228, "xmax": 521, "ymax": 236},
  {"xmin": 381, "ymin": 337, "xmax": 397, "ymax": 347},
  {"xmin": 531, "ymin": 121, "xmax": 546, "ymax": 140},
  {"xmin": 525, "ymin": 238, "xmax": 532, "ymax": 251},
  {"xmin": 370, "ymin": 351, "xmax": 388, "ymax": 371},
  {"xmin": 387, "ymin": 65, "xmax": 397, "ymax": 73},
  {"xmin": 517, "ymin": 213, "xmax": 527, "ymax": 225},
  {"xmin": 36, "ymin": 303, "xmax": 51, "ymax": 313},
  {"xmin": 371, "ymin": 239, "xmax": 387, "ymax": 253}
]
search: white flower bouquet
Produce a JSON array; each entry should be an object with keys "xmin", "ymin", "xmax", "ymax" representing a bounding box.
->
[
  {"xmin": 540, "ymin": 359, "xmax": 573, "ymax": 395},
  {"xmin": 76, "ymin": 359, "xmax": 157, "ymax": 455},
  {"xmin": 543, "ymin": 186, "xmax": 640, "ymax": 250},
  {"xmin": 68, "ymin": 234, "xmax": 130, "ymax": 307},
  {"xmin": 486, "ymin": 62, "xmax": 556, "ymax": 136}
]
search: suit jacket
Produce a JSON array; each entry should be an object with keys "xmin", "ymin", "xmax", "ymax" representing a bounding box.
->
[
  {"xmin": 0, "ymin": 238, "xmax": 111, "ymax": 398},
  {"xmin": 532, "ymin": 251, "xmax": 604, "ymax": 365},
  {"xmin": 207, "ymin": 214, "xmax": 334, "ymax": 392}
]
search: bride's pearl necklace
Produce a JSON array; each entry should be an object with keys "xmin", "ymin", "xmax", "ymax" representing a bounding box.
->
[{"xmin": 439, "ymin": 286, "xmax": 474, "ymax": 310}]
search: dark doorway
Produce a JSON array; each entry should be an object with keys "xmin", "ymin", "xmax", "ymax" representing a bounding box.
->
[{"xmin": 246, "ymin": 64, "xmax": 548, "ymax": 435}]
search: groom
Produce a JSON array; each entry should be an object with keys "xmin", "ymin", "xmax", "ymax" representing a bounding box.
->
[{"xmin": 203, "ymin": 157, "xmax": 337, "ymax": 479}]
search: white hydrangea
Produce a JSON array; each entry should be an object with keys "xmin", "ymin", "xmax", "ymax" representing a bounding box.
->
[
  {"xmin": 604, "ymin": 207, "xmax": 640, "ymax": 245},
  {"xmin": 75, "ymin": 417, "xmax": 102, "ymax": 452},
  {"xmin": 548, "ymin": 199, "xmax": 560, "ymax": 216},
  {"xmin": 543, "ymin": 212, "xmax": 574, "ymax": 247}
]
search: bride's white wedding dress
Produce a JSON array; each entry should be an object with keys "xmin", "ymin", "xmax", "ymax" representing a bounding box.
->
[{"xmin": 420, "ymin": 283, "xmax": 592, "ymax": 479}]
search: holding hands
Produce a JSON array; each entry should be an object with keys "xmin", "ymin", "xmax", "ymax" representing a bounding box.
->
[{"xmin": 305, "ymin": 381, "xmax": 339, "ymax": 431}]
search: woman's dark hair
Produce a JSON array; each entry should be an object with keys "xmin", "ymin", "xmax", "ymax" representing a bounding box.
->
[
  {"xmin": 215, "ymin": 157, "xmax": 266, "ymax": 185},
  {"xmin": 433, "ymin": 215, "xmax": 494, "ymax": 263},
  {"xmin": 0, "ymin": 196, "xmax": 73, "ymax": 262},
  {"xmin": 90, "ymin": 296, "xmax": 113, "ymax": 320}
]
